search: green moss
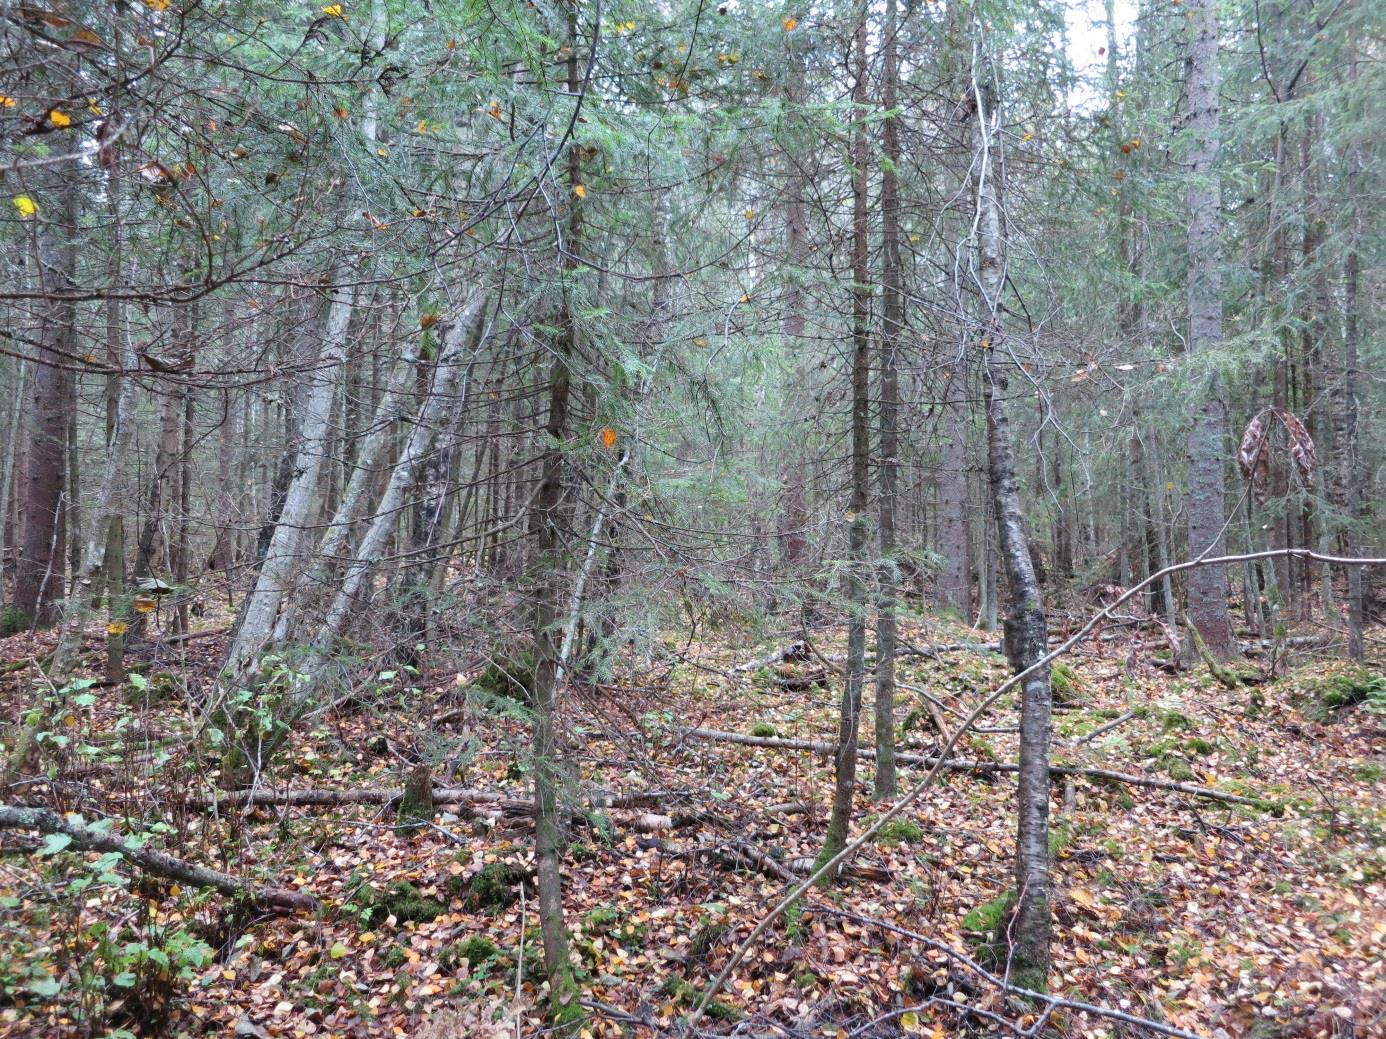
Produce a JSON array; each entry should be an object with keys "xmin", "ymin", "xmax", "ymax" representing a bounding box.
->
[
  {"xmin": 1047, "ymin": 822, "xmax": 1072, "ymax": 858},
  {"xmin": 688, "ymin": 918, "xmax": 729, "ymax": 964},
  {"xmin": 1050, "ymin": 661, "xmax": 1082, "ymax": 706},
  {"xmin": 383, "ymin": 944, "xmax": 409, "ymax": 968},
  {"xmin": 1298, "ymin": 668, "xmax": 1386, "ymax": 722},
  {"xmin": 356, "ymin": 881, "xmax": 445, "ymax": 925},
  {"xmin": 1351, "ymin": 762, "xmax": 1385, "ymax": 783},
  {"xmin": 1184, "ymin": 737, "xmax": 1217, "ymax": 756},
  {"xmin": 1165, "ymin": 758, "xmax": 1195, "ymax": 782},
  {"xmin": 749, "ymin": 721, "xmax": 777, "ymax": 737},
  {"xmin": 875, "ymin": 818, "xmax": 924, "ymax": 847},
  {"xmin": 396, "ymin": 764, "xmax": 434, "ymax": 834},
  {"xmin": 961, "ymin": 888, "xmax": 1016, "ymax": 938},
  {"xmin": 468, "ymin": 863, "xmax": 519, "ymax": 912},
  {"xmin": 0, "ymin": 606, "xmax": 33, "ymax": 637},
  {"xmin": 473, "ymin": 650, "xmax": 537, "ymax": 705},
  {"xmin": 658, "ymin": 978, "xmax": 742, "ymax": 1022},
  {"xmin": 455, "ymin": 935, "xmax": 502, "ymax": 965}
]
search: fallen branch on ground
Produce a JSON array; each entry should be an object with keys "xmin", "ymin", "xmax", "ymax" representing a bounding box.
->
[
  {"xmin": 678, "ymin": 727, "xmax": 1269, "ymax": 808},
  {"xmin": 0, "ymin": 803, "xmax": 317, "ymax": 913}
]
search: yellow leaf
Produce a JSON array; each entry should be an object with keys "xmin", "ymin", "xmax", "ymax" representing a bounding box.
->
[
  {"xmin": 739, "ymin": 293, "xmax": 750, "ymax": 303},
  {"xmin": 900, "ymin": 1010, "xmax": 922, "ymax": 1034},
  {"xmin": 599, "ymin": 427, "xmax": 617, "ymax": 449},
  {"xmin": 782, "ymin": 16, "xmax": 798, "ymax": 30},
  {"xmin": 1022, "ymin": 131, "xmax": 1033, "ymax": 141},
  {"xmin": 132, "ymin": 597, "xmax": 156, "ymax": 614},
  {"xmin": 744, "ymin": 208, "xmax": 755, "ymax": 220},
  {"xmin": 169, "ymin": 884, "xmax": 181, "ymax": 897},
  {"xmin": 0, "ymin": 95, "xmax": 14, "ymax": 108},
  {"xmin": 416, "ymin": 119, "xmax": 428, "ymax": 134},
  {"xmin": 106, "ymin": 621, "xmax": 128, "ymax": 636},
  {"xmin": 322, "ymin": 3, "xmax": 346, "ymax": 18},
  {"xmin": 573, "ymin": 184, "xmax": 586, "ymax": 198},
  {"xmin": 144, "ymin": 0, "xmax": 170, "ymax": 10},
  {"xmin": 13, "ymin": 195, "xmax": 38, "ymax": 218},
  {"xmin": 48, "ymin": 109, "xmax": 72, "ymax": 128}
]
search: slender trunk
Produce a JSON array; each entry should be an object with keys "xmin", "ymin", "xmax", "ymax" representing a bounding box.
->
[
  {"xmin": 1182, "ymin": 0, "xmax": 1235, "ymax": 659},
  {"xmin": 819, "ymin": 8, "xmax": 872, "ymax": 871},
  {"xmin": 874, "ymin": 0, "xmax": 902, "ymax": 799},
  {"xmin": 973, "ymin": 63, "xmax": 1052, "ymax": 992},
  {"xmin": 529, "ymin": 6, "xmax": 583, "ymax": 1024},
  {"xmin": 1342, "ymin": 31, "xmax": 1365, "ymax": 661},
  {"xmin": 307, "ymin": 296, "xmax": 484, "ymax": 658}
]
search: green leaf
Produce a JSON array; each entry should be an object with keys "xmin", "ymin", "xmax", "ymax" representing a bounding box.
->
[
  {"xmin": 38, "ymin": 833, "xmax": 73, "ymax": 856},
  {"xmin": 127, "ymin": 673, "xmax": 148, "ymax": 691},
  {"xmin": 330, "ymin": 941, "xmax": 350, "ymax": 959},
  {"xmin": 27, "ymin": 976, "xmax": 62, "ymax": 997},
  {"xmin": 112, "ymin": 971, "xmax": 138, "ymax": 988}
]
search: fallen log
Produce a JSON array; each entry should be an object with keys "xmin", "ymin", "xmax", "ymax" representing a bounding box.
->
[
  {"xmin": 0, "ymin": 804, "xmax": 317, "ymax": 913},
  {"xmin": 678, "ymin": 727, "xmax": 1270, "ymax": 809}
]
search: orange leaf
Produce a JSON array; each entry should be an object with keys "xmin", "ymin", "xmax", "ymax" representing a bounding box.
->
[{"xmin": 599, "ymin": 427, "xmax": 617, "ymax": 449}]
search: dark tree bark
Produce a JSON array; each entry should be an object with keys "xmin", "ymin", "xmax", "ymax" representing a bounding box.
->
[
  {"xmin": 1181, "ymin": 0, "xmax": 1236, "ymax": 659},
  {"xmin": 14, "ymin": 181, "xmax": 78, "ymax": 625},
  {"xmin": 873, "ymin": 0, "xmax": 902, "ymax": 799},
  {"xmin": 525, "ymin": 4, "xmax": 584, "ymax": 1025},
  {"xmin": 819, "ymin": 6, "xmax": 872, "ymax": 871}
]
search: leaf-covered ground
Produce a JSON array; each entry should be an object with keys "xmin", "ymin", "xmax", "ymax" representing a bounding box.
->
[{"xmin": 1, "ymin": 615, "xmax": 1383, "ymax": 1038}]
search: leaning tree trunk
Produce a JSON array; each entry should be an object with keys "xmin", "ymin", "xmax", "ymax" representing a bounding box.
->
[
  {"xmin": 306, "ymin": 294, "xmax": 485, "ymax": 665},
  {"xmin": 220, "ymin": 288, "xmax": 352, "ymax": 691},
  {"xmin": 1181, "ymin": 0, "xmax": 1236, "ymax": 660},
  {"xmin": 817, "ymin": 6, "xmax": 872, "ymax": 875},
  {"xmin": 972, "ymin": 63, "xmax": 1053, "ymax": 993}
]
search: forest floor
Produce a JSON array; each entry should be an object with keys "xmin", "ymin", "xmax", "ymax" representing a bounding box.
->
[{"xmin": 1, "ymin": 610, "xmax": 1383, "ymax": 1039}]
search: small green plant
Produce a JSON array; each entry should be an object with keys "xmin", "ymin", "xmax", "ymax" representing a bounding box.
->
[
  {"xmin": 750, "ymin": 721, "xmax": 776, "ymax": 738},
  {"xmin": 467, "ymin": 863, "xmax": 519, "ymax": 912}
]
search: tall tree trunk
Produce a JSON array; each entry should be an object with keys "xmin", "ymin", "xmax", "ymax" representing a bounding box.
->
[
  {"xmin": 819, "ymin": 6, "xmax": 871, "ymax": 871},
  {"xmin": 973, "ymin": 64, "xmax": 1052, "ymax": 992},
  {"xmin": 14, "ymin": 181, "xmax": 78, "ymax": 625},
  {"xmin": 873, "ymin": 0, "xmax": 902, "ymax": 799},
  {"xmin": 527, "ymin": 4, "xmax": 584, "ymax": 1025},
  {"xmin": 1181, "ymin": 0, "xmax": 1236, "ymax": 659},
  {"xmin": 1342, "ymin": 32, "xmax": 1365, "ymax": 660}
]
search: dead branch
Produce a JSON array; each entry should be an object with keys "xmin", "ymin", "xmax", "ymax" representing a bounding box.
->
[
  {"xmin": 679, "ymin": 727, "xmax": 1269, "ymax": 808},
  {"xmin": 0, "ymin": 804, "xmax": 317, "ymax": 913}
]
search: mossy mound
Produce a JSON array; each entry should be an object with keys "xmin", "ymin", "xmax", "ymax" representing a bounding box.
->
[
  {"xmin": 749, "ymin": 721, "xmax": 776, "ymax": 738},
  {"xmin": 473, "ymin": 650, "xmax": 537, "ymax": 705},
  {"xmin": 467, "ymin": 862, "xmax": 521, "ymax": 912},
  {"xmin": 0, "ymin": 606, "xmax": 33, "ymax": 637},
  {"xmin": 355, "ymin": 880, "xmax": 445, "ymax": 926},
  {"xmin": 961, "ymin": 889, "xmax": 1017, "ymax": 968},
  {"xmin": 658, "ymin": 978, "xmax": 743, "ymax": 1022},
  {"xmin": 1050, "ymin": 661, "xmax": 1083, "ymax": 706},
  {"xmin": 875, "ymin": 818, "xmax": 924, "ymax": 847},
  {"xmin": 1297, "ymin": 668, "xmax": 1386, "ymax": 723}
]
